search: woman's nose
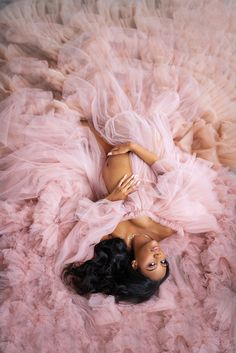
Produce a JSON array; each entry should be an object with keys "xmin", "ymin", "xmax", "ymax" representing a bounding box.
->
[{"xmin": 150, "ymin": 244, "xmax": 161, "ymax": 253}]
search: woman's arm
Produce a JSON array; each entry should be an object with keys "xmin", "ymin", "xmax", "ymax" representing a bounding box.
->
[
  {"xmin": 107, "ymin": 142, "xmax": 159, "ymax": 166},
  {"xmin": 108, "ymin": 142, "xmax": 172, "ymax": 172}
]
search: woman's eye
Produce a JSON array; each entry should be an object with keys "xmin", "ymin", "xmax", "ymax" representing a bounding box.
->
[
  {"xmin": 160, "ymin": 259, "xmax": 168, "ymax": 266},
  {"xmin": 148, "ymin": 262, "xmax": 156, "ymax": 268}
]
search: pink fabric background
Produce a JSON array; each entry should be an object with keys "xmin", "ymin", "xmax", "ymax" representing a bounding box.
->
[{"xmin": 0, "ymin": 1, "xmax": 236, "ymax": 353}]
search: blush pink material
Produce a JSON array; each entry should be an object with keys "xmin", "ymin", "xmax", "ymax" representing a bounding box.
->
[{"xmin": 0, "ymin": 1, "xmax": 236, "ymax": 353}]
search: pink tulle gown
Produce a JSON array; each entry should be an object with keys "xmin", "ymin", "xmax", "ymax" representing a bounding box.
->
[{"xmin": 0, "ymin": 1, "xmax": 236, "ymax": 353}]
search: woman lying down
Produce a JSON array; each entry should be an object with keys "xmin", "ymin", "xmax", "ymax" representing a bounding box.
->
[{"xmin": 57, "ymin": 120, "xmax": 221, "ymax": 304}]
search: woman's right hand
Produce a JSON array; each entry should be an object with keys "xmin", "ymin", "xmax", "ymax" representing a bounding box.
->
[
  {"xmin": 106, "ymin": 174, "xmax": 140, "ymax": 201},
  {"xmin": 107, "ymin": 142, "xmax": 134, "ymax": 156},
  {"xmin": 107, "ymin": 142, "xmax": 159, "ymax": 166}
]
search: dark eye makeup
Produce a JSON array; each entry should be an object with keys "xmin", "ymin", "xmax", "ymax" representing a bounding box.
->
[
  {"xmin": 147, "ymin": 259, "xmax": 168, "ymax": 270},
  {"xmin": 160, "ymin": 259, "xmax": 168, "ymax": 266}
]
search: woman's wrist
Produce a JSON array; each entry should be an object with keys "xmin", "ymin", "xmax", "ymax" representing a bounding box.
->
[
  {"xmin": 129, "ymin": 142, "xmax": 138, "ymax": 153},
  {"xmin": 106, "ymin": 194, "xmax": 115, "ymax": 202},
  {"xmin": 106, "ymin": 193, "xmax": 126, "ymax": 202}
]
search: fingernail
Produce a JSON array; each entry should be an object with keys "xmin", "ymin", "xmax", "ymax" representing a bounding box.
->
[{"xmin": 107, "ymin": 152, "xmax": 112, "ymax": 156}]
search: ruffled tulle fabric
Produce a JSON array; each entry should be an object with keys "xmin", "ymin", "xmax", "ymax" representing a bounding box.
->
[{"xmin": 0, "ymin": 1, "xmax": 236, "ymax": 353}]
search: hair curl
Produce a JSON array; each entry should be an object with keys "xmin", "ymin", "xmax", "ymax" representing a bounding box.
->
[{"xmin": 62, "ymin": 237, "xmax": 169, "ymax": 304}]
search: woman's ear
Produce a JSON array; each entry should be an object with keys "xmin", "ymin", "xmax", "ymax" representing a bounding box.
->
[{"xmin": 131, "ymin": 260, "xmax": 138, "ymax": 270}]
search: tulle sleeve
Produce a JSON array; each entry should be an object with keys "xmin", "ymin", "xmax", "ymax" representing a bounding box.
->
[
  {"xmin": 151, "ymin": 159, "xmax": 174, "ymax": 175},
  {"xmin": 54, "ymin": 197, "xmax": 126, "ymax": 274},
  {"xmin": 75, "ymin": 197, "xmax": 125, "ymax": 225}
]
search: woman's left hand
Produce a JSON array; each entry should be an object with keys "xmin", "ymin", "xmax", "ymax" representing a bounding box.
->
[{"xmin": 106, "ymin": 174, "xmax": 140, "ymax": 201}]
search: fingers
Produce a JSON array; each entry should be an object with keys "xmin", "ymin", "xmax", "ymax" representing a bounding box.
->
[
  {"xmin": 122, "ymin": 174, "xmax": 136, "ymax": 188},
  {"xmin": 107, "ymin": 147, "xmax": 120, "ymax": 156},
  {"xmin": 126, "ymin": 179, "xmax": 141, "ymax": 193},
  {"xmin": 118, "ymin": 174, "xmax": 140, "ymax": 192},
  {"xmin": 107, "ymin": 143, "xmax": 130, "ymax": 156},
  {"xmin": 118, "ymin": 174, "xmax": 133, "ymax": 187},
  {"xmin": 118, "ymin": 174, "xmax": 128, "ymax": 187}
]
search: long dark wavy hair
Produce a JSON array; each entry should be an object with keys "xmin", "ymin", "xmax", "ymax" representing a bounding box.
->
[{"xmin": 62, "ymin": 237, "xmax": 169, "ymax": 304}]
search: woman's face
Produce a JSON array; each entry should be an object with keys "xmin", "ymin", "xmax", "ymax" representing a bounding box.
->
[{"xmin": 133, "ymin": 240, "xmax": 168, "ymax": 281}]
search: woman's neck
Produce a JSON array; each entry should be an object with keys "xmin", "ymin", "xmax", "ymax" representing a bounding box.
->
[{"xmin": 111, "ymin": 220, "xmax": 153, "ymax": 248}]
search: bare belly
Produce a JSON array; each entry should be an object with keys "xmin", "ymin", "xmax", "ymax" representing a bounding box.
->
[{"xmin": 102, "ymin": 153, "xmax": 132, "ymax": 193}]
